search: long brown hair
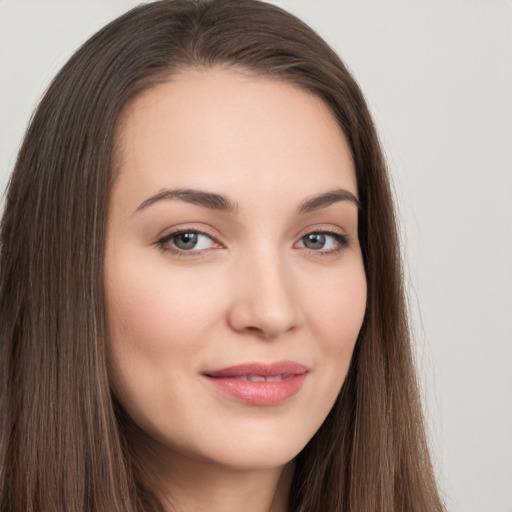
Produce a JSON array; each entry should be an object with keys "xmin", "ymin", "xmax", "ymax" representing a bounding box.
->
[{"xmin": 0, "ymin": 1, "xmax": 445, "ymax": 510}]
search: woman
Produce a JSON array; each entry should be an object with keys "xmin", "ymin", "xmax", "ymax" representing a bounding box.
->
[{"xmin": 0, "ymin": 1, "xmax": 445, "ymax": 511}]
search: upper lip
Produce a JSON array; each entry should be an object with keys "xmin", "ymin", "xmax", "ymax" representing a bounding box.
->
[{"xmin": 204, "ymin": 361, "xmax": 309, "ymax": 378}]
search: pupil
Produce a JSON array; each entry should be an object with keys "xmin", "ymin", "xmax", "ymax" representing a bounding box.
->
[
  {"xmin": 304, "ymin": 233, "xmax": 325, "ymax": 249},
  {"xmin": 175, "ymin": 232, "xmax": 198, "ymax": 250}
]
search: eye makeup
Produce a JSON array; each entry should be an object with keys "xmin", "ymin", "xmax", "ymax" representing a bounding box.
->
[
  {"xmin": 295, "ymin": 231, "xmax": 349, "ymax": 254},
  {"xmin": 155, "ymin": 226, "xmax": 350, "ymax": 257},
  {"xmin": 156, "ymin": 228, "xmax": 223, "ymax": 256}
]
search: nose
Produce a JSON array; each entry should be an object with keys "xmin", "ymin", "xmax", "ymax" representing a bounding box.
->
[{"xmin": 227, "ymin": 248, "xmax": 301, "ymax": 339}]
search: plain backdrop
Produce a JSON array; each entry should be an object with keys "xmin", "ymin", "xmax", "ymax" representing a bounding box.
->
[{"xmin": 1, "ymin": 1, "xmax": 511, "ymax": 511}]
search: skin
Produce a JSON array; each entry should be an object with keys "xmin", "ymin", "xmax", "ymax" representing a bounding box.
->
[{"xmin": 104, "ymin": 67, "xmax": 367, "ymax": 512}]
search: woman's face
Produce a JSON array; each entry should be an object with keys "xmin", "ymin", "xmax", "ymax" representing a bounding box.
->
[{"xmin": 105, "ymin": 68, "xmax": 366, "ymax": 471}]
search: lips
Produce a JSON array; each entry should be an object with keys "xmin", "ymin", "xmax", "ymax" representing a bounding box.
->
[{"xmin": 203, "ymin": 361, "xmax": 309, "ymax": 405}]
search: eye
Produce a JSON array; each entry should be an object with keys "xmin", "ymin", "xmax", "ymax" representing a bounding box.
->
[
  {"xmin": 158, "ymin": 230, "xmax": 219, "ymax": 253},
  {"xmin": 296, "ymin": 231, "xmax": 349, "ymax": 253}
]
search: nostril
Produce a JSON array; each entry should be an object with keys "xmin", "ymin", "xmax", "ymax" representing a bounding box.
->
[{"xmin": 226, "ymin": 273, "xmax": 300, "ymax": 338}]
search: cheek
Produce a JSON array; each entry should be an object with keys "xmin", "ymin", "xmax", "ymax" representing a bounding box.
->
[
  {"xmin": 304, "ymin": 261, "xmax": 367, "ymax": 351},
  {"xmin": 103, "ymin": 255, "xmax": 230, "ymax": 425},
  {"xmin": 300, "ymin": 259, "xmax": 366, "ymax": 396},
  {"xmin": 105, "ymin": 258, "xmax": 222, "ymax": 360},
  {"xmin": 103, "ymin": 256, "xmax": 227, "ymax": 434}
]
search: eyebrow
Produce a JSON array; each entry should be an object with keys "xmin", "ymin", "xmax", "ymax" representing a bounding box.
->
[
  {"xmin": 136, "ymin": 188, "xmax": 239, "ymax": 214},
  {"xmin": 297, "ymin": 189, "xmax": 360, "ymax": 214},
  {"xmin": 135, "ymin": 187, "xmax": 360, "ymax": 215}
]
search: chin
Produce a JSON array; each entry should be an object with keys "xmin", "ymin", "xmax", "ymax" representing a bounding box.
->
[
  {"xmin": 177, "ymin": 419, "xmax": 320, "ymax": 472},
  {"xmin": 135, "ymin": 415, "xmax": 314, "ymax": 473},
  {"xmin": 188, "ymin": 444, "xmax": 302, "ymax": 473}
]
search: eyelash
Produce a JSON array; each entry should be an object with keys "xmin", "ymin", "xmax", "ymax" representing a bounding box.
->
[
  {"xmin": 156, "ymin": 229, "xmax": 220, "ymax": 256},
  {"xmin": 297, "ymin": 231, "xmax": 349, "ymax": 254},
  {"xmin": 156, "ymin": 228, "xmax": 350, "ymax": 256}
]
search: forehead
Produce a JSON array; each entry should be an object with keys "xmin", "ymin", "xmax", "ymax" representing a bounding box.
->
[{"xmin": 113, "ymin": 67, "xmax": 357, "ymax": 210}]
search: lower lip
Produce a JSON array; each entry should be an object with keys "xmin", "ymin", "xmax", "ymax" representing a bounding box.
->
[{"xmin": 203, "ymin": 374, "xmax": 307, "ymax": 405}]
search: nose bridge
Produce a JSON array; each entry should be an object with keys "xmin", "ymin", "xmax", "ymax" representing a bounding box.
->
[{"xmin": 228, "ymin": 241, "xmax": 299, "ymax": 338}]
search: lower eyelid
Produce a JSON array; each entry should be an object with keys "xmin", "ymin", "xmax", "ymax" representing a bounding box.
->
[
  {"xmin": 156, "ymin": 228, "xmax": 349, "ymax": 254},
  {"xmin": 156, "ymin": 229, "xmax": 219, "ymax": 252}
]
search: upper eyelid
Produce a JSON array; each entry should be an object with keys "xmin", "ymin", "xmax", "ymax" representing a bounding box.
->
[
  {"xmin": 294, "ymin": 223, "xmax": 349, "ymax": 240},
  {"xmin": 158, "ymin": 226, "xmax": 346, "ymax": 240},
  {"xmin": 155, "ymin": 220, "xmax": 352, "ymax": 243},
  {"xmin": 297, "ymin": 230, "xmax": 348, "ymax": 240},
  {"xmin": 156, "ymin": 228, "xmax": 349, "ymax": 255},
  {"xmin": 158, "ymin": 230, "xmax": 219, "ymax": 247},
  {"xmin": 294, "ymin": 231, "xmax": 349, "ymax": 247},
  {"xmin": 156, "ymin": 229, "xmax": 221, "ymax": 255},
  {"xmin": 157, "ymin": 225, "xmax": 220, "ymax": 243}
]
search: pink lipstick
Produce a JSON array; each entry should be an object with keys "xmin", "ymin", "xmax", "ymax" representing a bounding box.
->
[{"xmin": 203, "ymin": 361, "xmax": 308, "ymax": 405}]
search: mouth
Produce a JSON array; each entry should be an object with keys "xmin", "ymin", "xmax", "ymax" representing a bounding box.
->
[
  {"xmin": 202, "ymin": 361, "xmax": 309, "ymax": 405},
  {"xmin": 221, "ymin": 374, "xmax": 293, "ymax": 382}
]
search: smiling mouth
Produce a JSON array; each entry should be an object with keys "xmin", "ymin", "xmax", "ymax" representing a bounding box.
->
[{"xmin": 202, "ymin": 361, "xmax": 309, "ymax": 405}]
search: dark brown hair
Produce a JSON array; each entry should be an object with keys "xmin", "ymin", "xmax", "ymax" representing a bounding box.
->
[{"xmin": 0, "ymin": 1, "xmax": 445, "ymax": 510}]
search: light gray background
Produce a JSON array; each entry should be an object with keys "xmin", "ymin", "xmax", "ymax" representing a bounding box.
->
[{"xmin": 1, "ymin": 1, "xmax": 511, "ymax": 511}]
